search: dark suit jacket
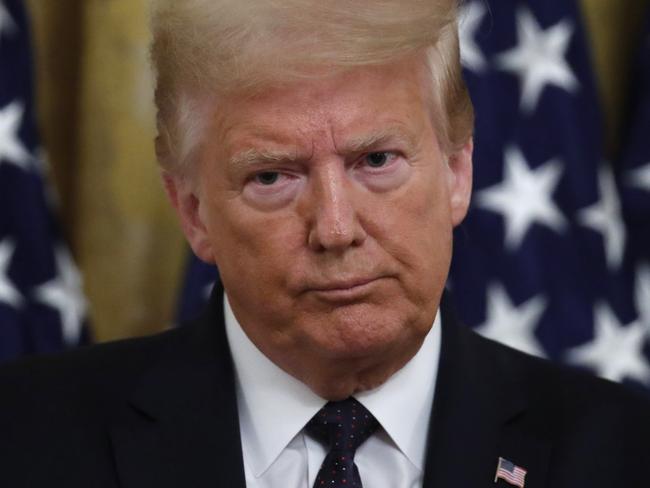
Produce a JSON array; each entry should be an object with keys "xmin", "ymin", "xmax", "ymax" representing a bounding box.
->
[{"xmin": 1, "ymin": 289, "xmax": 649, "ymax": 487}]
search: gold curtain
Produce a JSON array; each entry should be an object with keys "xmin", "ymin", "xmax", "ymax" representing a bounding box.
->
[
  {"xmin": 24, "ymin": 0, "xmax": 650, "ymax": 342},
  {"xmin": 581, "ymin": 1, "xmax": 650, "ymax": 153},
  {"xmin": 27, "ymin": 0, "xmax": 185, "ymax": 341}
]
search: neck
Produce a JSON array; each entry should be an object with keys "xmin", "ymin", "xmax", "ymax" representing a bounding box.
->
[{"xmin": 268, "ymin": 336, "xmax": 426, "ymax": 401}]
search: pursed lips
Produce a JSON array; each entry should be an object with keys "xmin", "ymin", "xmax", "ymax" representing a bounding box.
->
[
  {"xmin": 303, "ymin": 276, "xmax": 389, "ymax": 302},
  {"xmin": 311, "ymin": 277, "xmax": 379, "ymax": 291}
]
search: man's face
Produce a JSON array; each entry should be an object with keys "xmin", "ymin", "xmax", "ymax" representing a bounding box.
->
[{"xmin": 169, "ymin": 56, "xmax": 472, "ymax": 396}]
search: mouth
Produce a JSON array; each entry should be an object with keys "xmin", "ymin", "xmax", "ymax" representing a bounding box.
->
[{"xmin": 307, "ymin": 277, "xmax": 386, "ymax": 302}]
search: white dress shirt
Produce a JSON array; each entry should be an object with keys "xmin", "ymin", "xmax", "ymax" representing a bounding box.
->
[{"xmin": 224, "ymin": 294, "xmax": 441, "ymax": 488}]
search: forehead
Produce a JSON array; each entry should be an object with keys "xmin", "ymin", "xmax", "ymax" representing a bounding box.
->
[{"xmin": 210, "ymin": 57, "xmax": 435, "ymax": 157}]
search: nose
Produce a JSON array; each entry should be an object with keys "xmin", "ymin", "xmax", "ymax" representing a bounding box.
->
[{"xmin": 306, "ymin": 164, "xmax": 367, "ymax": 253}]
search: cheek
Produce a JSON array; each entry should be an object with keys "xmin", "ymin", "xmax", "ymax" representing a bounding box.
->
[
  {"xmin": 205, "ymin": 205, "xmax": 305, "ymax": 335},
  {"xmin": 374, "ymin": 168, "xmax": 453, "ymax": 293},
  {"xmin": 205, "ymin": 197, "xmax": 305, "ymax": 281}
]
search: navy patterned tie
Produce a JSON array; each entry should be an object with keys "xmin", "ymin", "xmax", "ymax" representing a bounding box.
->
[{"xmin": 306, "ymin": 397, "xmax": 379, "ymax": 487}]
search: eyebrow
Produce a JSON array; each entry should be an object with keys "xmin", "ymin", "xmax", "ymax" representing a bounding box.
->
[
  {"xmin": 227, "ymin": 147, "xmax": 303, "ymax": 168},
  {"xmin": 227, "ymin": 125, "xmax": 419, "ymax": 168},
  {"xmin": 340, "ymin": 125, "xmax": 419, "ymax": 154}
]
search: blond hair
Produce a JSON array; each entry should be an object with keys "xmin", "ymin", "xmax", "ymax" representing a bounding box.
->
[{"xmin": 150, "ymin": 0, "xmax": 474, "ymax": 172}]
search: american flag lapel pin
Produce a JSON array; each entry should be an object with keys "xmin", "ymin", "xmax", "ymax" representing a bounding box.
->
[{"xmin": 494, "ymin": 457, "xmax": 527, "ymax": 487}]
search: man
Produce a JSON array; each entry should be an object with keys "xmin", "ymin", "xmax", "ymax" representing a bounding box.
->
[{"xmin": 1, "ymin": 1, "xmax": 649, "ymax": 487}]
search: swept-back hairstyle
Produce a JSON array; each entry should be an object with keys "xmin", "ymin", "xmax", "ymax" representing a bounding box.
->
[{"xmin": 150, "ymin": 0, "xmax": 474, "ymax": 172}]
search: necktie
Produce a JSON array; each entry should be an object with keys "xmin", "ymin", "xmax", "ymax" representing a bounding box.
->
[{"xmin": 306, "ymin": 397, "xmax": 379, "ymax": 488}]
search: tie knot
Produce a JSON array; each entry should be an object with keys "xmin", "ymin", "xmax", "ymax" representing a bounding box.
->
[{"xmin": 306, "ymin": 397, "xmax": 378, "ymax": 455}]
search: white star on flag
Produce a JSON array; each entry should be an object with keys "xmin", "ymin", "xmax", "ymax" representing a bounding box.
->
[
  {"xmin": 567, "ymin": 303, "xmax": 650, "ymax": 385},
  {"xmin": 204, "ymin": 281, "xmax": 216, "ymax": 300},
  {"xmin": 0, "ymin": 238, "xmax": 23, "ymax": 308},
  {"xmin": 34, "ymin": 247, "xmax": 87, "ymax": 345},
  {"xmin": 625, "ymin": 162, "xmax": 650, "ymax": 193},
  {"xmin": 496, "ymin": 7, "xmax": 578, "ymax": 113},
  {"xmin": 635, "ymin": 264, "xmax": 650, "ymax": 330},
  {"xmin": 476, "ymin": 145, "xmax": 567, "ymax": 250},
  {"xmin": 577, "ymin": 166, "xmax": 626, "ymax": 270},
  {"xmin": 0, "ymin": 1, "xmax": 17, "ymax": 42},
  {"xmin": 0, "ymin": 101, "xmax": 31, "ymax": 170},
  {"xmin": 475, "ymin": 282, "xmax": 547, "ymax": 358},
  {"xmin": 459, "ymin": 1, "xmax": 488, "ymax": 73}
]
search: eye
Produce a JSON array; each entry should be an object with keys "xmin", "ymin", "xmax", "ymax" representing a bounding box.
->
[
  {"xmin": 243, "ymin": 169, "xmax": 303, "ymax": 210},
  {"xmin": 254, "ymin": 171, "xmax": 280, "ymax": 185},
  {"xmin": 363, "ymin": 152, "xmax": 395, "ymax": 168},
  {"xmin": 354, "ymin": 150, "xmax": 410, "ymax": 191}
]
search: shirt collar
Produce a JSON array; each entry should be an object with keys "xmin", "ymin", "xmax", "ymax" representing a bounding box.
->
[
  {"xmin": 355, "ymin": 312, "xmax": 440, "ymax": 471},
  {"xmin": 224, "ymin": 293, "xmax": 441, "ymax": 477}
]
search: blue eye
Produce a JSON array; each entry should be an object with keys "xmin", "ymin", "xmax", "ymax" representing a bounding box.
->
[
  {"xmin": 255, "ymin": 172, "xmax": 280, "ymax": 185},
  {"xmin": 365, "ymin": 152, "xmax": 392, "ymax": 168}
]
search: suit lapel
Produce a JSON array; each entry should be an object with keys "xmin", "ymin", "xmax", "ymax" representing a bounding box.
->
[
  {"xmin": 109, "ymin": 287, "xmax": 247, "ymax": 488},
  {"xmin": 422, "ymin": 297, "xmax": 551, "ymax": 488}
]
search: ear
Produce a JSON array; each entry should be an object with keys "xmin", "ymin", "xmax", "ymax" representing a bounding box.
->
[
  {"xmin": 446, "ymin": 138, "xmax": 473, "ymax": 226},
  {"xmin": 161, "ymin": 171, "xmax": 216, "ymax": 264}
]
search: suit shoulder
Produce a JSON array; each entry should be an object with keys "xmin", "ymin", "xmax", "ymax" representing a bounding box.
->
[
  {"xmin": 0, "ymin": 323, "xmax": 197, "ymax": 417},
  {"xmin": 465, "ymin": 326, "xmax": 650, "ymax": 414}
]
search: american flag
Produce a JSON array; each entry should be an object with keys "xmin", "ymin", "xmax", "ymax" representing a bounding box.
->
[
  {"xmin": 451, "ymin": 0, "xmax": 650, "ymax": 389},
  {"xmin": 175, "ymin": 0, "xmax": 650, "ymax": 389},
  {"xmin": 175, "ymin": 252, "xmax": 218, "ymax": 324},
  {"xmin": 495, "ymin": 457, "xmax": 527, "ymax": 487},
  {"xmin": 0, "ymin": 0, "xmax": 90, "ymax": 362}
]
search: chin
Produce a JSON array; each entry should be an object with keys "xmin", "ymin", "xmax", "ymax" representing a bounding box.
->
[
  {"xmin": 306, "ymin": 304, "xmax": 426, "ymax": 361},
  {"xmin": 317, "ymin": 337, "xmax": 394, "ymax": 361}
]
